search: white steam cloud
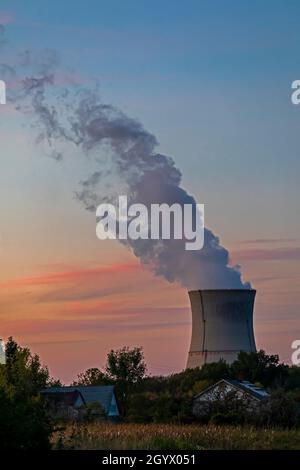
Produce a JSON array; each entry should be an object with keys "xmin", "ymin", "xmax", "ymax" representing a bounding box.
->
[{"xmin": 0, "ymin": 26, "xmax": 250, "ymax": 290}]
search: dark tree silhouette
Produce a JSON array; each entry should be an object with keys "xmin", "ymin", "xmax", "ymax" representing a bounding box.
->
[{"xmin": 105, "ymin": 346, "xmax": 147, "ymax": 416}]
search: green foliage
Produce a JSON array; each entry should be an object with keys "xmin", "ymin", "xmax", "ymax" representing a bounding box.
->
[
  {"xmin": 202, "ymin": 389, "xmax": 249, "ymax": 426},
  {"xmin": 198, "ymin": 360, "xmax": 231, "ymax": 382},
  {"xmin": 0, "ymin": 337, "xmax": 53, "ymax": 449},
  {"xmin": 192, "ymin": 379, "xmax": 212, "ymax": 395},
  {"xmin": 105, "ymin": 346, "xmax": 147, "ymax": 416},
  {"xmin": 0, "ymin": 337, "xmax": 50, "ymax": 397},
  {"xmin": 231, "ymin": 349, "xmax": 289, "ymax": 387},
  {"xmin": 72, "ymin": 367, "xmax": 110, "ymax": 386},
  {"xmin": 0, "ymin": 389, "xmax": 52, "ymax": 449},
  {"xmin": 260, "ymin": 390, "xmax": 299, "ymax": 428},
  {"xmin": 84, "ymin": 401, "xmax": 107, "ymax": 422},
  {"xmin": 127, "ymin": 392, "xmax": 153, "ymax": 423},
  {"xmin": 2, "ymin": 336, "xmax": 299, "ymax": 450},
  {"xmin": 106, "ymin": 346, "xmax": 147, "ymax": 384},
  {"xmin": 124, "ymin": 359, "xmax": 231, "ymax": 424},
  {"xmin": 125, "ymin": 351, "xmax": 300, "ymax": 425},
  {"xmin": 66, "ymin": 348, "xmax": 300, "ymax": 426},
  {"xmin": 284, "ymin": 366, "xmax": 300, "ymax": 391}
]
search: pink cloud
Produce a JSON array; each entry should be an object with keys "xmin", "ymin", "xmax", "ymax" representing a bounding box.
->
[
  {"xmin": 0, "ymin": 262, "xmax": 139, "ymax": 289},
  {"xmin": 0, "ymin": 314, "xmax": 189, "ymax": 337},
  {"xmin": 59, "ymin": 303, "xmax": 188, "ymax": 318}
]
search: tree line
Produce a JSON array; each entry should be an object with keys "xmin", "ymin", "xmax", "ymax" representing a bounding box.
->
[
  {"xmin": 1, "ymin": 337, "xmax": 300, "ymax": 449},
  {"xmin": 73, "ymin": 347, "xmax": 300, "ymax": 426}
]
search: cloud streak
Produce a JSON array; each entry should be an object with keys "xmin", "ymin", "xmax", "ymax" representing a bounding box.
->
[
  {"xmin": 233, "ymin": 247, "xmax": 300, "ymax": 261},
  {"xmin": 0, "ymin": 263, "xmax": 138, "ymax": 289},
  {"xmin": 238, "ymin": 238, "xmax": 296, "ymax": 245},
  {"xmin": 1, "ymin": 316, "xmax": 189, "ymax": 337}
]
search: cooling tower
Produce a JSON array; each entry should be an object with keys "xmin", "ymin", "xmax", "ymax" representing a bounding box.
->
[{"xmin": 186, "ymin": 289, "xmax": 256, "ymax": 369}]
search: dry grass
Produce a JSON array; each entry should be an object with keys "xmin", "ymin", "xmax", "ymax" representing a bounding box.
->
[{"xmin": 52, "ymin": 423, "xmax": 300, "ymax": 450}]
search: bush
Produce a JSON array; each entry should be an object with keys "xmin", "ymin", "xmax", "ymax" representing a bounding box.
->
[
  {"xmin": 260, "ymin": 391, "xmax": 298, "ymax": 428},
  {"xmin": 0, "ymin": 387, "xmax": 52, "ymax": 449}
]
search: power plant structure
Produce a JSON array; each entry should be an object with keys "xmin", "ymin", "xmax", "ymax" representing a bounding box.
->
[{"xmin": 186, "ymin": 289, "xmax": 256, "ymax": 369}]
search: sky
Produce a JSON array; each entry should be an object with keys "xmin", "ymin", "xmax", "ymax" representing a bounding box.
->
[{"xmin": 0, "ymin": 0, "xmax": 300, "ymax": 383}]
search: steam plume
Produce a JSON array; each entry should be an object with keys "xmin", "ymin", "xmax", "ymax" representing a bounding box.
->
[{"xmin": 1, "ymin": 26, "xmax": 250, "ymax": 289}]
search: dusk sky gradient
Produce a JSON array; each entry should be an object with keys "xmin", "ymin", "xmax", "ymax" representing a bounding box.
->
[{"xmin": 0, "ymin": 1, "xmax": 300, "ymax": 382}]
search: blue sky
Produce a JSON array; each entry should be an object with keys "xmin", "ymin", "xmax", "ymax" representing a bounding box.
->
[{"xmin": 4, "ymin": 0, "xmax": 299, "ymax": 238}]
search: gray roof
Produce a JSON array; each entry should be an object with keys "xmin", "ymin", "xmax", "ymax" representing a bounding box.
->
[
  {"xmin": 41, "ymin": 385, "xmax": 116, "ymax": 413},
  {"xmin": 227, "ymin": 379, "xmax": 269, "ymax": 400},
  {"xmin": 194, "ymin": 378, "xmax": 270, "ymax": 401}
]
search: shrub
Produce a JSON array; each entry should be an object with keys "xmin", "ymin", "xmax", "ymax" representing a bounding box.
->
[
  {"xmin": 0, "ymin": 387, "xmax": 52, "ymax": 449},
  {"xmin": 260, "ymin": 391, "xmax": 298, "ymax": 428}
]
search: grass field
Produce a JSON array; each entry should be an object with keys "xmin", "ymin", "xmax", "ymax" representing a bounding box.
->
[{"xmin": 52, "ymin": 423, "xmax": 300, "ymax": 450}]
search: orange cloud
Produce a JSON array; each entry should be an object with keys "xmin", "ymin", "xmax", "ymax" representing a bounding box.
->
[
  {"xmin": 0, "ymin": 311, "xmax": 189, "ymax": 338},
  {"xmin": 0, "ymin": 262, "xmax": 139, "ymax": 289}
]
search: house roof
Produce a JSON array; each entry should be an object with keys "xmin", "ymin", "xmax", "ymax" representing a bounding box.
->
[
  {"xmin": 42, "ymin": 389, "xmax": 85, "ymax": 407},
  {"xmin": 194, "ymin": 378, "xmax": 270, "ymax": 402},
  {"xmin": 41, "ymin": 385, "xmax": 117, "ymax": 413},
  {"xmin": 227, "ymin": 379, "xmax": 269, "ymax": 400}
]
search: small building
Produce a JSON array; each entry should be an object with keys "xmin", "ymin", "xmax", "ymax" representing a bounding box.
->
[
  {"xmin": 41, "ymin": 389, "xmax": 86, "ymax": 421},
  {"xmin": 192, "ymin": 379, "xmax": 269, "ymax": 418},
  {"xmin": 41, "ymin": 385, "xmax": 120, "ymax": 421}
]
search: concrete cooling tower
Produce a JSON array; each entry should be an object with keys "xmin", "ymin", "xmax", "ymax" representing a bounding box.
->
[{"xmin": 186, "ymin": 289, "xmax": 256, "ymax": 369}]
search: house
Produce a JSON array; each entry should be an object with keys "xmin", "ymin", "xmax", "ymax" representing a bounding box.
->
[
  {"xmin": 41, "ymin": 389, "xmax": 86, "ymax": 421},
  {"xmin": 192, "ymin": 379, "xmax": 270, "ymax": 418},
  {"xmin": 41, "ymin": 385, "xmax": 120, "ymax": 421}
]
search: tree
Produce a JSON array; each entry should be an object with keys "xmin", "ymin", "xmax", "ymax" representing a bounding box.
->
[
  {"xmin": 105, "ymin": 346, "xmax": 147, "ymax": 416},
  {"xmin": 0, "ymin": 388, "xmax": 52, "ymax": 449},
  {"xmin": 72, "ymin": 367, "xmax": 109, "ymax": 386},
  {"xmin": 231, "ymin": 350, "xmax": 288, "ymax": 387},
  {"xmin": 284, "ymin": 366, "xmax": 300, "ymax": 391},
  {"xmin": 0, "ymin": 337, "xmax": 53, "ymax": 449},
  {"xmin": 200, "ymin": 360, "xmax": 231, "ymax": 382},
  {"xmin": 0, "ymin": 337, "xmax": 50, "ymax": 397}
]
